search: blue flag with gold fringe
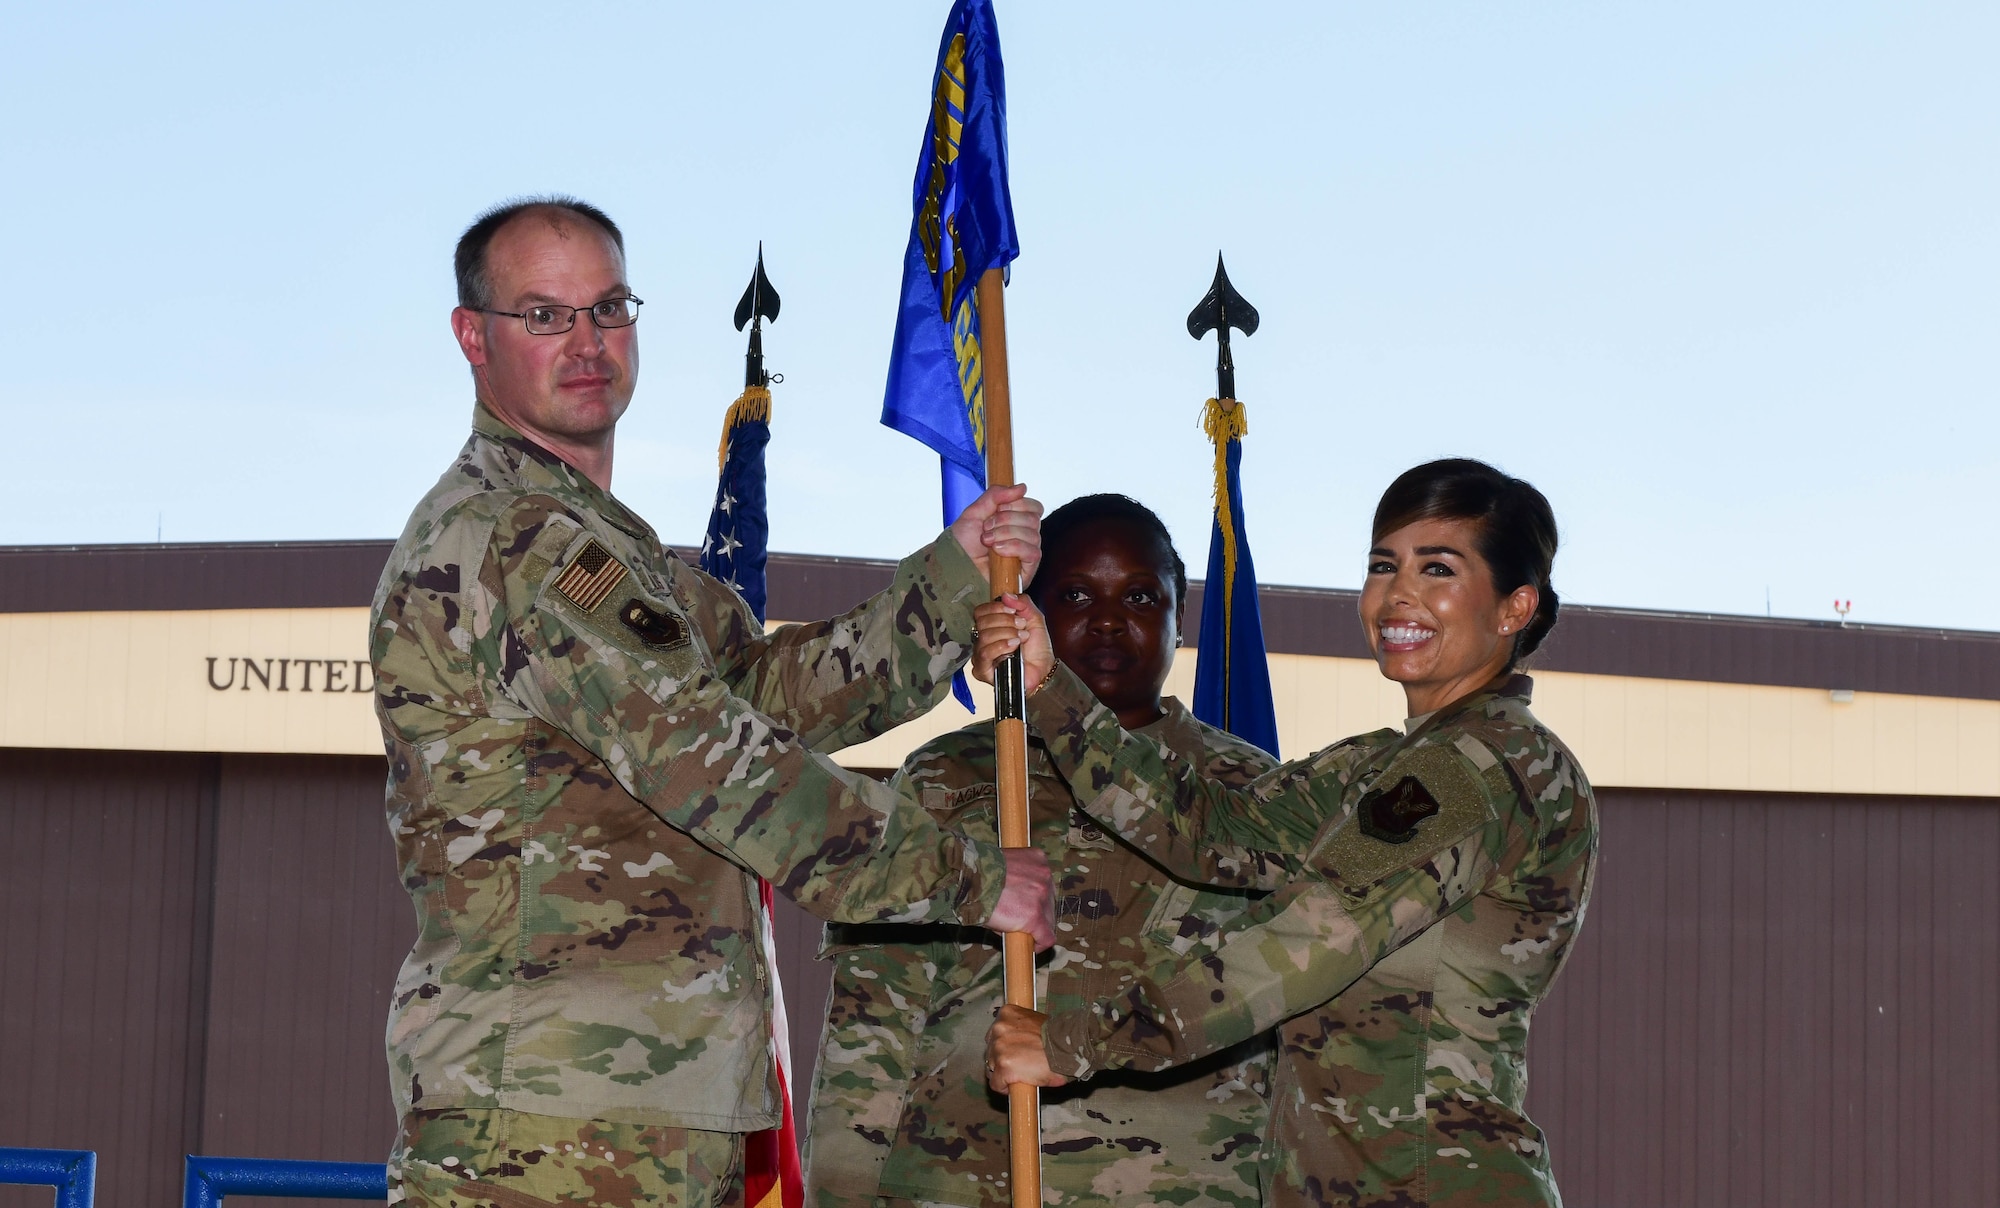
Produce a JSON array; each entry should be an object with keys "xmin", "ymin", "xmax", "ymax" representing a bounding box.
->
[
  {"xmin": 881, "ymin": 0, "xmax": 1018, "ymax": 708},
  {"xmin": 702, "ymin": 386, "xmax": 771, "ymax": 622},
  {"xmin": 1192, "ymin": 398, "xmax": 1280, "ymax": 756},
  {"xmin": 881, "ymin": 0, "xmax": 1019, "ymax": 530}
]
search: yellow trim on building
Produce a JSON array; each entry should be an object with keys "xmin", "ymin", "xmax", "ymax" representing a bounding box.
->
[
  {"xmin": 0, "ymin": 608, "xmax": 379, "ymax": 757},
  {"xmin": 3, "ymin": 608, "xmax": 1996, "ymax": 797}
]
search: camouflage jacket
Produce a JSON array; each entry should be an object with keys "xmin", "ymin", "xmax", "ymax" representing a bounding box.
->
[
  {"xmin": 1029, "ymin": 670, "xmax": 1598, "ymax": 1207},
  {"xmin": 370, "ymin": 405, "xmax": 1008, "ymax": 1134},
  {"xmin": 803, "ymin": 701, "xmax": 1278, "ymax": 1208}
]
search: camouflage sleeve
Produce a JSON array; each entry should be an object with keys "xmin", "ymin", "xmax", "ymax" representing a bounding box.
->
[
  {"xmin": 1041, "ymin": 728, "xmax": 1525, "ymax": 1077},
  {"xmin": 682, "ymin": 533, "xmax": 985, "ymax": 754},
  {"xmin": 1029, "ymin": 666, "xmax": 1379, "ymax": 886},
  {"xmin": 481, "ymin": 497, "xmax": 1007, "ymax": 926}
]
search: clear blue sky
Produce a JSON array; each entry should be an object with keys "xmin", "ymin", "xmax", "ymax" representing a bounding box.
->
[{"xmin": 3, "ymin": 2, "xmax": 1994, "ymax": 630}]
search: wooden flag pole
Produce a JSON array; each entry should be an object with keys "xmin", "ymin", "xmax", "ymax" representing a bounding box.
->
[{"xmin": 975, "ymin": 265, "xmax": 1040, "ymax": 1208}]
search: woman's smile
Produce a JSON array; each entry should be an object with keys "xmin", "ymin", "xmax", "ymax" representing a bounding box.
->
[{"xmin": 1377, "ymin": 622, "xmax": 1437, "ymax": 652}]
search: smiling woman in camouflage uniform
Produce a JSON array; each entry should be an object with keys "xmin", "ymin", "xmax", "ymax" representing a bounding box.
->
[
  {"xmin": 802, "ymin": 495, "xmax": 1281, "ymax": 1208},
  {"xmin": 980, "ymin": 460, "xmax": 1599, "ymax": 1208}
]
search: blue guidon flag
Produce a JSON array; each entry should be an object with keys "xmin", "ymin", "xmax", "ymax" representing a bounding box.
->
[
  {"xmin": 1192, "ymin": 396, "xmax": 1281, "ymax": 757},
  {"xmin": 881, "ymin": 0, "xmax": 1019, "ymax": 708}
]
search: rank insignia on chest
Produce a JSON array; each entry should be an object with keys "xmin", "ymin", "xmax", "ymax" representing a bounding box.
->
[
  {"xmin": 620, "ymin": 597, "xmax": 689, "ymax": 649},
  {"xmin": 552, "ymin": 540, "xmax": 630, "ymax": 611},
  {"xmin": 1356, "ymin": 774, "xmax": 1442, "ymax": 844}
]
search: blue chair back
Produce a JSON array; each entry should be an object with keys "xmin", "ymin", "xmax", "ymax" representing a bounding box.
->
[
  {"xmin": 183, "ymin": 1157, "xmax": 388, "ymax": 1208},
  {"xmin": 0, "ymin": 1148, "xmax": 97, "ymax": 1208}
]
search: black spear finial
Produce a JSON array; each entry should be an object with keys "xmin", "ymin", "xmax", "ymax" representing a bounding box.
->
[
  {"xmin": 734, "ymin": 243, "xmax": 781, "ymax": 389},
  {"xmin": 1186, "ymin": 252, "xmax": 1259, "ymax": 400}
]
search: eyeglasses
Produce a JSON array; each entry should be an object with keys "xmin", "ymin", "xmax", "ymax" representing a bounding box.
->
[{"xmin": 476, "ymin": 296, "xmax": 644, "ymax": 335}]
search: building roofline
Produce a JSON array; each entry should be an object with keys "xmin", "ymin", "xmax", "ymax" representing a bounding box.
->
[{"xmin": 5, "ymin": 539, "xmax": 1996, "ymax": 700}]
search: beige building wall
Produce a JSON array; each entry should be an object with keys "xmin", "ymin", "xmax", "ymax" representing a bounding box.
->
[{"xmin": 4, "ymin": 607, "xmax": 1997, "ymax": 797}]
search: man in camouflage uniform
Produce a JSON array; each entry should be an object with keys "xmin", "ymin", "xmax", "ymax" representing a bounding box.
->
[
  {"xmin": 994, "ymin": 665, "xmax": 1598, "ymax": 1207},
  {"xmin": 372, "ymin": 197, "xmax": 1052, "ymax": 1208},
  {"xmin": 803, "ymin": 497, "xmax": 1279, "ymax": 1208}
]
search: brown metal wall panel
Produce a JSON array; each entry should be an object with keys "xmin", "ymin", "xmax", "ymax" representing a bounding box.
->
[
  {"xmin": 196, "ymin": 753, "xmax": 407, "ymax": 1208},
  {"xmin": 1529, "ymin": 607, "xmax": 2000, "ymax": 702},
  {"xmin": 1891, "ymin": 804, "xmax": 1937, "ymax": 1207},
  {"xmin": 0, "ymin": 749, "xmax": 213, "ymax": 1208},
  {"xmin": 1527, "ymin": 788, "xmax": 2000, "ymax": 1207},
  {"xmin": 1936, "ymin": 805, "xmax": 1998, "ymax": 1205},
  {"xmin": 12, "ymin": 746, "xmax": 2000, "ymax": 1205},
  {"xmin": 0, "ymin": 542, "xmax": 396, "ymax": 613},
  {"xmin": 1824, "ymin": 802, "xmax": 1868, "ymax": 1207},
  {"xmin": 754, "ymin": 552, "xmax": 895, "ymax": 629}
]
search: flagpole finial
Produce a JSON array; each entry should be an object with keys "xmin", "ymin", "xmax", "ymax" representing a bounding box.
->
[
  {"xmin": 1187, "ymin": 253, "xmax": 1259, "ymax": 401},
  {"xmin": 736, "ymin": 246, "xmax": 782, "ymax": 389}
]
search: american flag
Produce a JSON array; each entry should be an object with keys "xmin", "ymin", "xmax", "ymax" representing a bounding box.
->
[
  {"xmin": 701, "ymin": 389, "xmax": 771, "ymax": 622},
  {"xmin": 700, "ymin": 384, "xmax": 799, "ymax": 1208}
]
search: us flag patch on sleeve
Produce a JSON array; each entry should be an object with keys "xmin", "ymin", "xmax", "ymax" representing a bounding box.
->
[{"xmin": 551, "ymin": 539, "xmax": 629, "ymax": 611}]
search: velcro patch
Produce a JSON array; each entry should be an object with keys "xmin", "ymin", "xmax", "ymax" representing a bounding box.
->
[
  {"xmin": 619, "ymin": 597, "xmax": 688, "ymax": 650},
  {"xmin": 551, "ymin": 539, "xmax": 629, "ymax": 611},
  {"xmin": 1357, "ymin": 775, "xmax": 1441, "ymax": 844},
  {"xmin": 1318, "ymin": 741, "xmax": 1497, "ymax": 888}
]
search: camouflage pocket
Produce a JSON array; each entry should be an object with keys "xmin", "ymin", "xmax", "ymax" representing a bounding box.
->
[
  {"xmin": 1136, "ymin": 881, "xmax": 1204, "ymax": 953},
  {"xmin": 1137, "ymin": 880, "xmax": 1263, "ymax": 962},
  {"xmin": 392, "ymin": 1108, "xmax": 740, "ymax": 1208},
  {"xmin": 387, "ymin": 736, "xmax": 448, "ymax": 878}
]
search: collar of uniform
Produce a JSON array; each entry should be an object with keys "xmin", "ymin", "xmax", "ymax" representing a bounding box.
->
[
  {"xmin": 1408, "ymin": 672, "xmax": 1535, "ymax": 740},
  {"xmin": 469, "ymin": 402, "xmax": 658, "ymax": 545}
]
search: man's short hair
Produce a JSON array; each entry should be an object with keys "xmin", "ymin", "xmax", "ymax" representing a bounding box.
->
[{"xmin": 454, "ymin": 196, "xmax": 625, "ymax": 310}]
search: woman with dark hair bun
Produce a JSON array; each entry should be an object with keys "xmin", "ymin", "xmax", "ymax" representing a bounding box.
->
[{"xmin": 975, "ymin": 459, "xmax": 1598, "ymax": 1208}]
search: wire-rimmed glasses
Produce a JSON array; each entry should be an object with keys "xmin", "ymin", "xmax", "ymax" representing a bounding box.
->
[{"xmin": 476, "ymin": 296, "xmax": 644, "ymax": 335}]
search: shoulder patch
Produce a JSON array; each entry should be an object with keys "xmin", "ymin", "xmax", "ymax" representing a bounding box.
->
[
  {"xmin": 619, "ymin": 598, "xmax": 688, "ymax": 650},
  {"xmin": 1357, "ymin": 775, "xmax": 1441, "ymax": 844},
  {"xmin": 551, "ymin": 539, "xmax": 630, "ymax": 610},
  {"xmin": 1318, "ymin": 740, "xmax": 1498, "ymax": 888},
  {"xmin": 540, "ymin": 531, "xmax": 703, "ymax": 683}
]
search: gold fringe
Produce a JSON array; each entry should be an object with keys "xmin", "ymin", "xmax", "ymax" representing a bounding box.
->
[
  {"xmin": 1201, "ymin": 395, "xmax": 1249, "ymax": 595},
  {"xmin": 1201, "ymin": 397, "xmax": 1248, "ymax": 720},
  {"xmin": 716, "ymin": 385, "xmax": 773, "ymax": 471}
]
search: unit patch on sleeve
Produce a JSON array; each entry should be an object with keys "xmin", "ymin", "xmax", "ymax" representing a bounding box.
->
[
  {"xmin": 551, "ymin": 539, "xmax": 630, "ymax": 611},
  {"xmin": 1357, "ymin": 775, "xmax": 1441, "ymax": 844},
  {"xmin": 1317, "ymin": 741, "xmax": 1499, "ymax": 889},
  {"xmin": 620, "ymin": 597, "xmax": 689, "ymax": 650}
]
